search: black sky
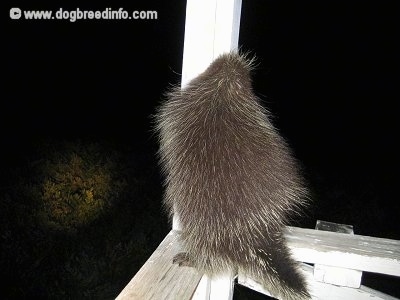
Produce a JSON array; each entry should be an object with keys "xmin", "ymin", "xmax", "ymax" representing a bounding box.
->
[{"xmin": 5, "ymin": 0, "xmax": 399, "ymax": 241}]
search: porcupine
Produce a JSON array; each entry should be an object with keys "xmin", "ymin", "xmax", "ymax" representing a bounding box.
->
[{"xmin": 154, "ymin": 51, "xmax": 310, "ymax": 300}]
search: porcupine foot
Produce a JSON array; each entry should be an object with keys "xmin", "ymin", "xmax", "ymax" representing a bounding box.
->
[{"xmin": 172, "ymin": 252, "xmax": 193, "ymax": 267}]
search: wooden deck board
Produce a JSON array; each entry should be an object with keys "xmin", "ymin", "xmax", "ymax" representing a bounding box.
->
[{"xmin": 116, "ymin": 231, "xmax": 202, "ymax": 300}]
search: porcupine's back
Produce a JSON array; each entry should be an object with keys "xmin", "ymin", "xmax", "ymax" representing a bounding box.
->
[{"xmin": 155, "ymin": 52, "xmax": 310, "ymax": 299}]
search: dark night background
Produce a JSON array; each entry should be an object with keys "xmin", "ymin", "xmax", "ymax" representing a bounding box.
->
[{"xmin": 3, "ymin": 0, "xmax": 399, "ymax": 299}]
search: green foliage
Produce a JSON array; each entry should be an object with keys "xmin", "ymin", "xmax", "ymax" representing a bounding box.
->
[
  {"xmin": 0, "ymin": 138, "xmax": 169, "ymax": 299},
  {"xmin": 36, "ymin": 141, "xmax": 125, "ymax": 232}
]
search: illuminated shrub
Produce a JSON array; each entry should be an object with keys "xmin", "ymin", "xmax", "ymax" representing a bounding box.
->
[
  {"xmin": 1, "ymin": 138, "xmax": 166, "ymax": 299},
  {"xmin": 36, "ymin": 140, "xmax": 127, "ymax": 232}
]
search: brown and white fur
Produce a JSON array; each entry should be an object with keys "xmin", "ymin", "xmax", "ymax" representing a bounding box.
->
[{"xmin": 154, "ymin": 51, "xmax": 310, "ymax": 300}]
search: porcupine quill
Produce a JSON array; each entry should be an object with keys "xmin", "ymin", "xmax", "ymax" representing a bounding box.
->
[{"xmin": 154, "ymin": 51, "xmax": 310, "ymax": 300}]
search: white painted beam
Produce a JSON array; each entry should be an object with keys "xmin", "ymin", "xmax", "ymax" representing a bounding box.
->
[{"xmin": 180, "ymin": 0, "xmax": 242, "ymax": 89}]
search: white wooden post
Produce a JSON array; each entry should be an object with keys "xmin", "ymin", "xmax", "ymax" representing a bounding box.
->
[
  {"xmin": 179, "ymin": 0, "xmax": 242, "ymax": 89},
  {"xmin": 174, "ymin": 0, "xmax": 242, "ymax": 299},
  {"xmin": 313, "ymin": 220, "xmax": 363, "ymax": 288},
  {"xmin": 192, "ymin": 274, "xmax": 235, "ymax": 300}
]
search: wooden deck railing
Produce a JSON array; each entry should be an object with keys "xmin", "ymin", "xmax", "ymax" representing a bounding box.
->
[{"xmin": 116, "ymin": 221, "xmax": 400, "ymax": 300}]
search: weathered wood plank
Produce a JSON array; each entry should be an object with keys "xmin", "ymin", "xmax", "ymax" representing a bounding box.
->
[
  {"xmin": 115, "ymin": 231, "xmax": 202, "ymax": 300},
  {"xmin": 239, "ymin": 264, "xmax": 399, "ymax": 300},
  {"xmin": 285, "ymin": 226, "xmax": 400, "ymax": 277}
]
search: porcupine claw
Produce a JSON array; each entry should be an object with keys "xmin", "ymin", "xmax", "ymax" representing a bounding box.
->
[{"xmin": 172, "ymin": 252, "xmax": 193, "ymax": 267}]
